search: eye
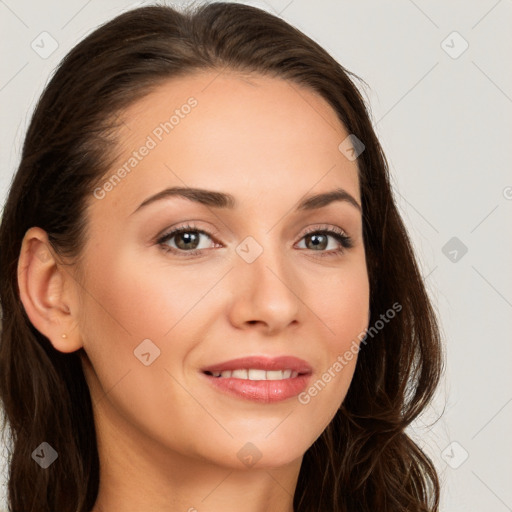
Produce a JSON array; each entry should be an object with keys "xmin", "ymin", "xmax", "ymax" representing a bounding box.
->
[
  {"xmin": 296, "ymin": 225, "xmax": 353, "ymax": 258},
  {"xmin": 156, "ymin": 223, "xmax": 218, "ymax": 256}
]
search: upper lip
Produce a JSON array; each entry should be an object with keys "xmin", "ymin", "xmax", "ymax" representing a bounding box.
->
[{"xmin": 201, "ymin": 356, "xmax": 313, "ymax": 374}]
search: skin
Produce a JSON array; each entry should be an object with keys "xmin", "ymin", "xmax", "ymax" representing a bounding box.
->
[{"xmin": 18, "ymin": 71, "xmax": 370, "ymax": 512}]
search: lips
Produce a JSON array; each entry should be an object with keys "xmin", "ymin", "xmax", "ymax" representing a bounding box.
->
[
  {"xmin": 201, "ymin": 355, "xmax": 313, "ymax": 375},
  {"xmin": 200, "ymin": 356, "xmax": 313, "ymax": 402}
]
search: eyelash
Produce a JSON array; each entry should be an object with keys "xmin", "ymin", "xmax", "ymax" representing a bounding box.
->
[{"xmin": 156, "ymin": 222, "xmax": 354, "ymax": 259}]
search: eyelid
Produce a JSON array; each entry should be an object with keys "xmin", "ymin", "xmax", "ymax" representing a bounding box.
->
[
  {"xmin": 155, "ymin": 221, "xmax": 220, "ymax": 244},
  {"xmin": 301, "ymin": 224, "xmax": 348, "ymax": 237}
]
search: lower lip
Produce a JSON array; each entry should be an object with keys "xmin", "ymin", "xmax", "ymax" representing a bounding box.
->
[{"xmin": 202, "ymin": 372, "xmax": 312, "ymax": 403}]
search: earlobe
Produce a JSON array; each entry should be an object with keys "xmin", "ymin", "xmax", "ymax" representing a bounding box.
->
[{"xmin": 17, "ymin": 227, "xmax": 82, "ymax": 354}]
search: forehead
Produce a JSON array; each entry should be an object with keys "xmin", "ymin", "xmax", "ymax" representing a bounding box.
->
[{"xmin": 90, "ymin": 70, "xmax": 360, "ymax": 216}]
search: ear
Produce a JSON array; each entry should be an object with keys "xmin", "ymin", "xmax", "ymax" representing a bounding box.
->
[{"xmin": 17, "ymin": 227, "xmax": 82, "ymax": 353}]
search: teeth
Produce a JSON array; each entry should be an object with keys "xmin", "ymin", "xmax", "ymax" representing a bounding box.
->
[
  {"xmin": 266, "ymin": 370, "xmax": 284, "ymax": 380},
  {"xmin": 248, "ymin": 369, "xmax": 266, "ymax": 380},
  {"xmin": 208, "ymin": 369, "xmax": 299, "ymax": 380}
]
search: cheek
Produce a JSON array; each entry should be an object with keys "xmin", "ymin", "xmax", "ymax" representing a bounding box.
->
[
  {"xmin": 76, "ymin": 250, "xmax": 198, "ymax": 440},
  {"xmin": 292, "ymin": 259, "xmax": 369, "ymax": 416},
  {"xmin": 80, "ymin": 245, "xmax": 208, "ymax": 341},
  {"xmin": 316, "ymin": 261, "xmax": 370, "ymax": 347}
]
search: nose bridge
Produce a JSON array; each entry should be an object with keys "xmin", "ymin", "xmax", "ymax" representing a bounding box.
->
[
  {"xmin": 228, "ymin": 227, "xmax": 301, "ymax": 330},
  {"xmin": 238, "ymin": 228, "xmax": 292, "ymax": 292}
]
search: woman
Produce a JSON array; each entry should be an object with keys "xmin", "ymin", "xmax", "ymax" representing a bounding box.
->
[{"xmin": 0, "ymin": 3, "xmax": 443, "ymax": 511}]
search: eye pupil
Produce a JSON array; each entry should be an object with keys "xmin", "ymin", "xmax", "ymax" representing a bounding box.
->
[
  {"xmin": 176, "ymin": 232, "xmax": 200, "ymax": 250},
  {"xmin": 307, "ymin": 233, "xmax": 327, "ymax": 250}
]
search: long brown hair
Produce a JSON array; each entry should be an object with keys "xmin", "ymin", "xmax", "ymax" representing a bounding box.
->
[{"xmin": 0, "ymin": 3, "xmax": 444, "ymax": 510}]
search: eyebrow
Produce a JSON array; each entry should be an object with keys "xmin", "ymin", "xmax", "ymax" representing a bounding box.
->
[{"xmin": 131, "ymin": 186, "xmax": 362, "ymax": 215}]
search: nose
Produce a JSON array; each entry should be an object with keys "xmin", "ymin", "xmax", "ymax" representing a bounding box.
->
[{"xmin": 227, "ymin": 242, "xmax": 301, "ymax": 335}]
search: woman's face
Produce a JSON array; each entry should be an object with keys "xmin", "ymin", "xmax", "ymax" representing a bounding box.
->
[{"xmin": 75, "ymin": 71, "xmax": 370, "ymax": 469}]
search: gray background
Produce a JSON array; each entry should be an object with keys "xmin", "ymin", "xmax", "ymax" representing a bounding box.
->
[{"xmin": 1, "ymin": 0, "xmax": 511, "ymax": 510}]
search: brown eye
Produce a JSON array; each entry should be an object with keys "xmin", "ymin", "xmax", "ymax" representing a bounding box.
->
[
  {"xmin": 172, "ymin": 231, "xmax": 202, "ymax": 250},
  {"xmin": 304, "ymin": 232, "xmax": 329, "ymax": 250},
  {"xmin": 157, "ymin": 223, "xmax": 217, "ymax": 255},
  {"xmin": 296, "ymin": 226, "xmax": 353, "ymax": 258}
]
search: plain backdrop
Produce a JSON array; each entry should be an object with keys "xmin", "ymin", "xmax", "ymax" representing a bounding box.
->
[{"xmin": 1, "ymin": 0, "xmax": 511, "ymax": 510}]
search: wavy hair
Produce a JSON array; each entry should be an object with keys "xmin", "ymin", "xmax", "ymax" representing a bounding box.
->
[{"xmin": 0, "ymin": 2, "xmax": 444, "ymax": 510}]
